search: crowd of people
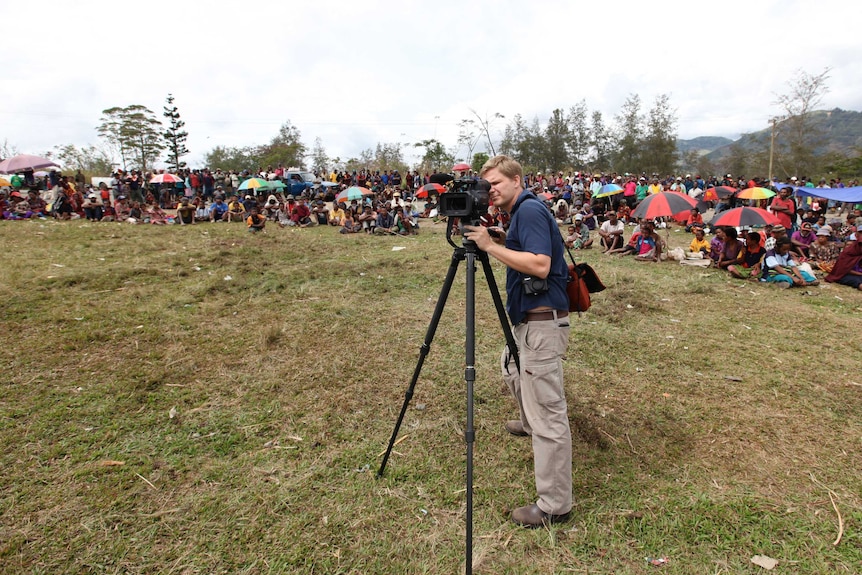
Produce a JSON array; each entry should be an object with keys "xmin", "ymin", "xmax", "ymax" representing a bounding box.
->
[{"xmin": 2, "ymin": 164, "xmax": 861, "ymax": 291}]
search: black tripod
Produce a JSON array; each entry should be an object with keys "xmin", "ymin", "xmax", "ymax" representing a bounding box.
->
[{"xmin": 377, "ymin": 223, "xmax": 520, "ymax": 575}]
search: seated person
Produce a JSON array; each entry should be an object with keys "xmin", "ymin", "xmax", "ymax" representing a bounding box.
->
[
  {"xmin": 208, "ymin": 197, "xmax": 229, "ymax": 222},
  {"xmin": 289, "ymin": 197, "xmax": 313, "ymax": 227},
  {"xmin": 578, "ymin": 201, "xmax": 596, "ymax": 230},
  {"xmin": 800, "ymin": 209, "xmax": 818, "ymax": 227},
  {"xmin": 572, "ymin": 213, "xmax": 592, "ymax": 249},
  {"xmin": 764, "ymin": 237, "xmax": 818, "ymax": 288},
  {"xmin": 81, "ymin": 194, "xmax": 104, "ymax": 222},
  {"xmin": 790, "ymin": 222, "xmax": 817, "ymax": 258},
  {"xmin": 26, "ymin": 190, "xmax": 48, "ymax": 217},
  {"xmin": 808, "ymin": 226, "xmax": 842, "ymax": 273},
  {"xmin": 837, "ymin": 214, "xmax": 857, "ymax": 243},
  {"xmin": 688, "ymin": 226, "xmax": 710, "ymax": 256},
  {"xmin": 633, "ymin": 221, "xmax": 661, "ymax": 262},
  {"xmin": 339, "ymin": 213, "xmax": 361, "ymax": 234},
  {"xmin": 100, "ymin": 200, "xmax": 116, "ymax": 222},
  {"xmin": 143, "ymin": 203, "xmax": 168, "ymax": 225},
  {"xmin": 684, "ymin": 208, "xmax": 704, "ymax": 232},
  {"xmin": 716, "ymin": 227, "xmax": 743, "ymax": 271},
  {"xmin": 554, "ymin": 200, "xmax": 571, "ymax": 224},
  {"xmin": 599, "ymin": 211, "xmax": 625, "ymax": 252},
  {"xmin": 373, "ymin": 206, "xmax": 396, "ymax": 235},
  {"xmin": 263, "ymin": 195, "xmax": 281, "ymax": 220},
  {"xmin": 176, "ymin": 198, "xmax": 196, "ymax": 225},
  {"xmin": 225, "ymin": 196, "xmax": 246, "ymax": 222},
  {"xmin": 311, "ymin": 200, "xmax": 330, "ymax": 226},
  {"xmin": 564, "ymin": 225, "xmax": 581, "ymax": 249},
  {"xmin": 825, "ymin": 236, "xmax": 862, "ymax": 290},
  {"xmin": 329, "ymin": 202, "xmax": 347, "ymax": 226},
  {"xmin": 394, "ymin": 205, "xmax": 417, "ymax": 235},
  {"xmin": 616, "ymin": 199, "xmax": 631, "ymax": 224},
  {"xmin": 357, "ymin": 205, "xmax": 377, "ymax": 233},
  {"xmin": 610, "ymin": 224, "xmax": 641, "ymax": 256},
  {"xmin": 727, "ymin": 231, "xmax": 766, "ymax": 279},
  {"xmin": 242, "ymin": 194, "xmax": 258, "ymax": 215},
  {"xmin": 246, "ymin": 206, "xmax": 266, "ymax": 233},
  {"xmin": 709, "ymin": 227, "xmax": 726, "ymax": 263}
]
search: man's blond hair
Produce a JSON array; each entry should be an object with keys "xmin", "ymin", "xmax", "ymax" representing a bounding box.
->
[{"xmin": 480, "ymin": 155, "xmax": 523, "ymax": 182}]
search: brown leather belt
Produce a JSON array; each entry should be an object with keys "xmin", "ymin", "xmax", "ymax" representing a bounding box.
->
[{"xmin": 523, "ymin": 310, "xmax": 568, "ymax": 322}]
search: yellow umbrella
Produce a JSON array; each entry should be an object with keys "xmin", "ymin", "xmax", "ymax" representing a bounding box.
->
[{"xmin": 0, "ymin": 177, "xmax": 11, "ymax": 187}]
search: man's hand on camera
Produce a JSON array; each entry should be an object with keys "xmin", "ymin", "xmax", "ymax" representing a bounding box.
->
[{"xmin": 463, "ymin": 225, "xmax": 505, "ymax": 250}]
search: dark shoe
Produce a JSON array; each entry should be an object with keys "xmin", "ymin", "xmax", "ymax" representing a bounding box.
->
[
  {"xmin": 505, "ymin": 420, "xmax": 529, "ymax": 437},
  {"xmin": 511, "ymin": 503, "xmax": 570, "ymax": 528}
]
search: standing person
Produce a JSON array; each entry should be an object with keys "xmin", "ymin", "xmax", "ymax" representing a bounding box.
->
[
  {"xmin": 464, "ymin": 155, "xmax": 572, "ymax": 529},
  {"xmin": 770, "ymin": 187, "xmax": 797, "ymax": 231}
]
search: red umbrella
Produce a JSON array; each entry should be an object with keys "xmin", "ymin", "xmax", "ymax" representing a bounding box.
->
[
  {"xmin": 0, "ymin": 154, "xmax": 61, "ymax": 173},
  {"xmin": 702, "ymin": 186, "xmax": 736, "ymax": 202},
  {"xmin": 416, "ymin": 183, "xmax": 446, "ymax": 198},
  {"xmin": 452, "ymin": 162, "xmax": 471, "ymax": 172},
  {"xmin": 630, "ymin": 191, "xmax": 697, "ymax": 219},
  {"xmin": 539, "ymin": 191, "xmax": 555, "ymax": 200},
  {"xmin": 149, "ymin": 173, "xmax": 183, "ymax": 184},
  {"xmin": 711, "ymin": 207, "xmax": 780, "ymax": 227}
]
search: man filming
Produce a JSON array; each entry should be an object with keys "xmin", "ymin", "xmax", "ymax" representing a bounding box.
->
[{"xmin": 464, "ymin": 155, "xmax": 572, "ymax": 529}]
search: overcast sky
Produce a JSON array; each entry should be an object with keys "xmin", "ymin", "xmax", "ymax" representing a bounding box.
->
[{"xmin": 3, "ymin": 0, "xmax": 860, "ymax": 169}]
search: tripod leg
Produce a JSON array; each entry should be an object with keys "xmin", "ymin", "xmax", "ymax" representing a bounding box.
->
[
  {"xmin": 478, "ymin": 250, "xmax": 520, "ymax": 373},
  {"xmin": 464, "ymin": 247, "xmax": 477, "ymax": 575},
  {"xmin": 376, "ymin": 248, "xmax": 465, "ymax": 479}
]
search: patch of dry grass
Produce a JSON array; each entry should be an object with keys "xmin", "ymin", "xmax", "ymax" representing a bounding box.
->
[{"xmin": 1, "ymin": 218, "xmax": 860, "ymax": 574}]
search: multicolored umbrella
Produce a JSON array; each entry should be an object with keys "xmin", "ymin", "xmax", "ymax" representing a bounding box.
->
[
  {"xmin": 238, "ymin": 177, "xmax": 270, "ymax": 191},
  {"xmin": 593, "ymin": 183, "xmax": 624, "ymax": 198},
  {"xmin": 336, "ymin": 186, "xmax": 374, "ymax": 203},
  {"xmin": 149, "ymin": 173, "xmax": 183, "ymax": 184},
  {"xmin": 702, "ymin": 186, "xmax": 737, "ymax": 202},
  {"xmin": 416, "ymin": 183, "xmax": 446, "ymax": 198},
  {"xmin": 735, "ymin": 187, "xmax": 775, "ymax": 200},
  {"xmin": 711, "ymin": 207, "xmax": 780, "ymax": 227},
  {"xmin": 0, "ymin": 154, "xmax": 61, "ymax": 173},
  {"xmin": 630, "ymin": 191, "xmax": 697, "ymax": 219}
]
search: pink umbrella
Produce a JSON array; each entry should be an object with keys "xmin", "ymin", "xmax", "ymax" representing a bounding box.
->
[
  {"xmin": 452, "ymin": 162, "xmax": 471, "ymax": 172},
  {"xmin": 0, "ymin": 154, "xmax": 61, "ymax": 173},
  {"xmin": 150, "ymin": 173, "xmax": 183, "ymax": 184}
]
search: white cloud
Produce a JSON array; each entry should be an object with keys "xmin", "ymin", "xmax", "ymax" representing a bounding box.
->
[{"xmin": 1, "ymin": 0, "xmax": 860, "ymax": 169}]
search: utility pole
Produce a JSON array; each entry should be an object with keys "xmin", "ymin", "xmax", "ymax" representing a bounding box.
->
[{"xmin": 768, "ymin": 117, "xmax": 777, "ymax": 182}]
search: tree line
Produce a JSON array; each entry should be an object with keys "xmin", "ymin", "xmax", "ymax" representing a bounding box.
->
[{"xmin": 41, "ymin": 68, "xmax": 856, "ymax": 181}]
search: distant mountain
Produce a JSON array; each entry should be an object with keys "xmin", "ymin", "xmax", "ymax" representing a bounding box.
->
[
  {"xmin": 676, "ymin": 109, "xmax": 862, "ymax": 166},
  {"xmin": 704, "ymin": 108, "xmax": 862, "ymax": 162}
]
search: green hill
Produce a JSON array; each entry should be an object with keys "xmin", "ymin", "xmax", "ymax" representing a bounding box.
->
[{"xmin": 704, "ymin": 108, "xmax": 862, "ymax": 162}]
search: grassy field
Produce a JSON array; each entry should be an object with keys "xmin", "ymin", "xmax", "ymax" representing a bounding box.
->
[{"xmin": 1, "ymin": 217, "xmax": 860, "ymax": 574}]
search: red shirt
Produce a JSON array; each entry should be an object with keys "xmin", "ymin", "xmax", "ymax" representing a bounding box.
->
[{"xmin": 770, "ymin": 196, "xmax": 796, "ymax": 229}]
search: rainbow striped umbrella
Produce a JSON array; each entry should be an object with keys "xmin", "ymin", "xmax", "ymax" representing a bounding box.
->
[{"xmin": 238, "ymin": 177, "xmax": 269, "ymax": 191}]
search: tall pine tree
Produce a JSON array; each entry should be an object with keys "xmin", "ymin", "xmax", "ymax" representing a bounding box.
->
[{"xmin": 163, "ymin": 94, "xmax": 189, "ymax": 172}]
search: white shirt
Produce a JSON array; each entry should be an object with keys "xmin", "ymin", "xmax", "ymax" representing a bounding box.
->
[
  {"xmin": 765, "ymin": 251, "xmax": 796, "ymax": 269},
  {"xmin": 601, "ymin": 220, "xmax": 625, "ymax": 235}
]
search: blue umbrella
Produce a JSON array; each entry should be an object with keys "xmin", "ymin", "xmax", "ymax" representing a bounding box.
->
[{"xmin": 593, "ymin": 183, "xmax": 624, "ymax": 198}]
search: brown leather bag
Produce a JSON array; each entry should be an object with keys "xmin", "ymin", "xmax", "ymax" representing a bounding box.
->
[
  {"xmin": 567, "ymin": 263, "xmax": 592, "ymax": 312},
  {"xmin": 564, "ymin": 241, "xmax": 605, "ymax": 313}
]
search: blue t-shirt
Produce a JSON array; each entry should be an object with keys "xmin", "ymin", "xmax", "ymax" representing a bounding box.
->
[{"xmin": 504, "ymin": 191, "xmax": 569, "ymax": 325}]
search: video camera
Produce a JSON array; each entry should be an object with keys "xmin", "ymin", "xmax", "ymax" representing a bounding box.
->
[{"xmin": 432, "ymin": 173, "xmax": 491, "ymax": 226}]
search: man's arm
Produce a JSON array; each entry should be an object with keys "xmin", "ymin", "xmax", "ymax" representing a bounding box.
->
[{"xmin": 463, "ymin": 226, "xmax": 551, "ymax": 278}]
